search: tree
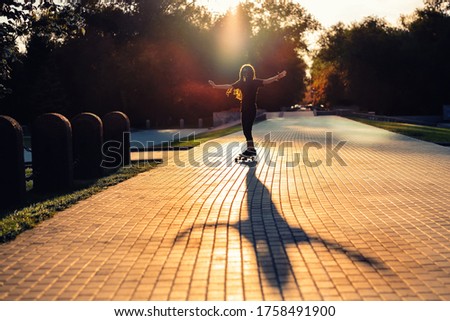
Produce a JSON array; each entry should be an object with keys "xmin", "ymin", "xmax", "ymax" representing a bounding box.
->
[
  {"xmin": 425, "ymin": 0, "xmax": 450, "ymax": 12},
  {"xmin": 246, "ymin": 1, "xmax": 319, "ymax": 52},
  {"xmin": 310, "ymin": 60, "xmax": 349, "ymax": 107},
  {"xmin": 0, "ymin": 1, "xmax": 31, "ymax": 99},
  {"xmin": 403, "ymin": 4, "xmax": 450, "ymax": 114},
  {"xmin": 205, "ymin": 2, "xmax": 318, "ymax": 111},
  {"xmin": 1, "ymin": 1, "xmax": 85, "ymax": 120},
  {"xmin": 50, "ymin": 0, "xmax": 217, "ymax": 126},
  {"xmin": 2, "ymin": 0, "xmax": 319, "ymax": 125},
  {"xmin": 312, "ymin": 7, "xmax": 450, "ymax": 116},
  {"xmin": 248, "ymin": 2, "xmax": 319, "ymax": 109}
]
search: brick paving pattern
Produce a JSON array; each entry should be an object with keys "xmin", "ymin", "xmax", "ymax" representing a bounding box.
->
[{"xmin": 0, "ymin": 116, "xmax": 449, "ymax": 300}]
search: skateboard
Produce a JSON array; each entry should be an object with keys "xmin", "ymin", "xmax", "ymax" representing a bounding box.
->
[{"xmin": 235, "ymin": 153, "xmax": 257, "ymax": 163}]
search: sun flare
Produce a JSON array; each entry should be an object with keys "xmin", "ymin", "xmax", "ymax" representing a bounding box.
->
[{"xmin": 194, "ymin": 0, "xmax": 244, "ymax": 15}]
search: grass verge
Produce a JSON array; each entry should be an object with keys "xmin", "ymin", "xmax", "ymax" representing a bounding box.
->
[
  {"xmin": 170, "ymin": 124, "xmax": 243, "ymax": 147},
  {"xmin": 347, "ymin": 117, "xmax": 450, "ymax": 144},
  {"xmin": 0, "ymin": 162, "xmax": 156, "ymax": 243}
]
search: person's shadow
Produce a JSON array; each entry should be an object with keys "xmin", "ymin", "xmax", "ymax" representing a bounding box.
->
[{"xmin": 176, "ymin": 163, "xmax": 384, "ymax": 290}]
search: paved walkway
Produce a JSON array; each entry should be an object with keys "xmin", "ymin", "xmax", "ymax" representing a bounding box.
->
[{"xmin": 1, "ymin": 116, "xmax": 449, "ymax": 300}]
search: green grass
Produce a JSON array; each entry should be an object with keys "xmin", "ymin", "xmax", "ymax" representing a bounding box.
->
[
  {"xmin": 0, "ymin": 163, "xmax": 156, "ymax": 243},
  {"xmin": 170, "ymin": 124, "xmax": 243, "ymax": 147},
  {"xmin": 348, "ymin": 117, "xmax": 450, "ymax": 144}
]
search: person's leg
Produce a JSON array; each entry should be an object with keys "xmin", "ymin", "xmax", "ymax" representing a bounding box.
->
[{"xmin": 241, "ymin": 108, "xmax": 257, "ymax": 153}]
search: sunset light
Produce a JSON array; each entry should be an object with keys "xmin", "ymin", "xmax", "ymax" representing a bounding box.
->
[
  {"xmin": 195, "ymin": 0, "xmax": 425, "ymax": 27},
  {"xmin": 2, "ymin": 0, "xmax": 450, "ymax": 316},
  {"xmin": 194, "ymin": 0, "xmax": 244, "ymax": 15},
  {"xmin": 216, "ymin": 10, "xmax": 247, "ymax": 66}
]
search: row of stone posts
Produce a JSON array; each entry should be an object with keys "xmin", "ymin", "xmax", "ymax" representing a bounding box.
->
[
  {"xmin": 0, "ymin": 111, "xmax": 131, "ymax": 208},
  {"xmin": 0, "ymin": 116, "xmax": 25, "ymax": 207}
]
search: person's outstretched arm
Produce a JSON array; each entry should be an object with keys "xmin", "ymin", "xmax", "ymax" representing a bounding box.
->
[
  {"xmin": 262, "ymin": 70, "xmax": 287, "ymax": 85},
  {"xmin": 208, "ymin": 80, "xmax": 233, "ymax": 90}
]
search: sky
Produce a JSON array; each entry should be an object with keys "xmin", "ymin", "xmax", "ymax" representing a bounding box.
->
[
  {"xmin": 298, "ymin": 0, "xmax": 425, "ymax": 27},
  {"xmin": 10, "ymin": 1, "xmax": 427, "ymax": 28},
  {"xmin": 195, "ymin": 0, "xmax": 426, "ymax": 27}
]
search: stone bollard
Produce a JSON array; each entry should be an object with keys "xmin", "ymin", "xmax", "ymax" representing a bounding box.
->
[
  {"xmin": 102, "ymin": 111, "xmax": 130, "ymax": 169},
  {"xmin": 32, "ymin": 113, "xmax": 73, "ymax": 192},
  {"xmin": 72, "ymin": 113, "xmax": 103, "ymax": 179},
  {"xmin": 0, "ymin": 116, "xmax": 26, "ymax": 207}
]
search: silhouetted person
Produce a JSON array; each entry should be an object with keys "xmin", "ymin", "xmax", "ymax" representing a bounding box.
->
[{"xmin": 209, "ymin": 64, "xmax": 286, "ymax": 157}]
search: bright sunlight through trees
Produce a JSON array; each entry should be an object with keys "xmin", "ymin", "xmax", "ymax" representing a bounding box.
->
[{"xmin": 194, "ymin": 0, "xmax": 244, "ymax": 14}]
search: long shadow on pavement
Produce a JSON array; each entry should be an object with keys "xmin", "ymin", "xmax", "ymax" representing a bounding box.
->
[{"xmin": 176, "ymin": 163, "xmax": 385, "ymax": 292}]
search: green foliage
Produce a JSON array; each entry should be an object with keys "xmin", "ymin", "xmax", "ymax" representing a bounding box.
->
[
  {"xmin": 0, "ymin": 1, "xmax": 29, "ymax": 98},
  {"xmin": 245, "ymin": 1, "xmax": 319, "ymax": 51},
  {"xmin": 425, "ymin": 0, "xmax": 450, "ymax": 12},
  {"xmin": 0, "ymin": 162, "xmax": 156, "ymax": 243},
  {"xmin": 312, "ymin": 4, "xmax": 450, "ymax": 115},
  {"xmin": 1, "ymin": 0, "xmax": 316, "ymax": 124},
  {"xmin": 0, "ymin": 1, "xmax": 85, "ymax": 101}
]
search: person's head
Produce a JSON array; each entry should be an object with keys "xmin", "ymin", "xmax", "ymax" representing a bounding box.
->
[{"xmin": 239, "ymin": 64, "xmax": 256, "ymax": 82}]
